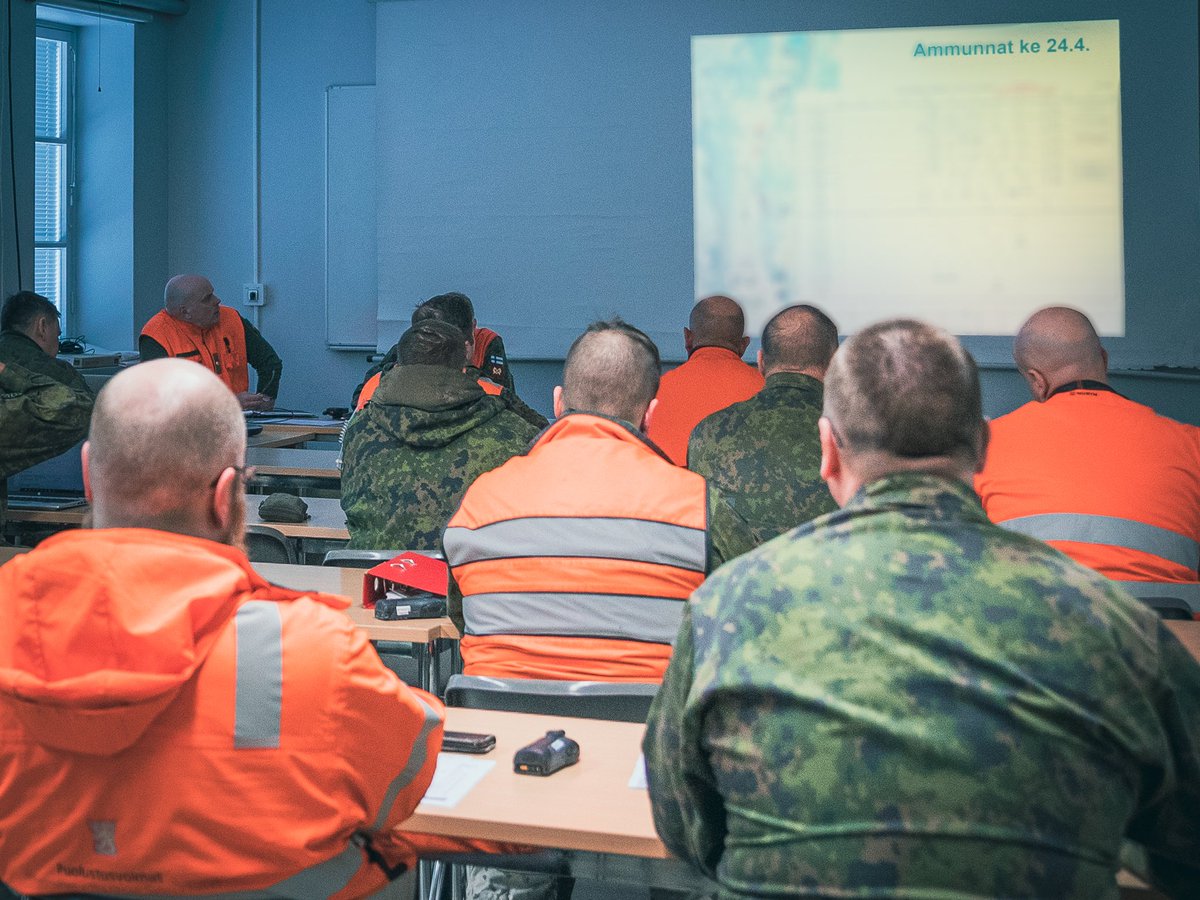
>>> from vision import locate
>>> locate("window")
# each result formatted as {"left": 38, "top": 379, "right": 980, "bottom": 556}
{"left": 34, "top": 26, "right": 73, "bottom": 319}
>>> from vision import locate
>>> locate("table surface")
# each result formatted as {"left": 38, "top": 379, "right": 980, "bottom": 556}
{"left": 3, "top": 494, "right": 350, "bottom": 542}
{"left": 402, "top": 707, "right": 665, "bottom": 858}
{"left": 254, "top": 561, "right": 459, "bottom": 643}
{"left": 249, "top": 424, "right": 340, "bottom": 449}
{"left": 246, "top": 446, "right": 342, "bottom": 479}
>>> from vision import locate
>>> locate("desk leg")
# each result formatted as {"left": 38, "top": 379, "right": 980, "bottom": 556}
{"left": 413, "top": 643, "right": 430, "bottom": 693}
{"left": 429, "top": 641, "right": 442, "bottom": 698}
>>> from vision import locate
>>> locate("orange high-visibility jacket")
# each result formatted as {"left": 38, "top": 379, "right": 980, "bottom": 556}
{"left": 0, "top": 528, "right": 445, "bottom": 899}
{"left": 356, "top": 369, "right": 502, "bottom": 411}
{"left": 647, "top": 346, "right": 764, "bottom": 466}
{"left": 444, "top": 413, "right": 709, "bottom": 681}
{"left": 976, "top": 387, "right": 1200, "bottom": 605}
{"left": 141, "top": 305, "right": 250, "bottom": 395}
{"left": 471, "top": 326, "right": 499, "bottom": 371}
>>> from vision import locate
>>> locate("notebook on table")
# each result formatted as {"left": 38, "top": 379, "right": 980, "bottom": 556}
{"left": 6, "top": 442, "right": 88, "bottom": 510}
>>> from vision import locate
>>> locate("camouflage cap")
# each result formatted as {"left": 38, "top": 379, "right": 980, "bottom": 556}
{"left": 257, "top": 492, "right": 309, "bottom": 523}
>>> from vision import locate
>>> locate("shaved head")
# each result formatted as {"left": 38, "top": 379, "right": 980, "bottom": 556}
{"left": 86, "top": 359, "right": 246, "bottom": 541}
{"left": 761, "top": 305, "right": 839, "bottom": 376}
{"left": 560, "top": 319, "right": 661, "bottom": 425}
{"left": 1013, "top": 307, "right": 1107, "bottom": 399}
{"left": 687, "top": 295, "right": 749, "bottom": 355}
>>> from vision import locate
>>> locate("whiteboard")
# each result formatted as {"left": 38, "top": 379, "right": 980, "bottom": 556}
{"left": 324, "top": 84, "right": 377, "bottom": 350}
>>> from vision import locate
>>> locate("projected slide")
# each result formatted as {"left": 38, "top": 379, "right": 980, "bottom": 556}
{"left": 693, "top": 20, "right": 1123, "bottom": 336}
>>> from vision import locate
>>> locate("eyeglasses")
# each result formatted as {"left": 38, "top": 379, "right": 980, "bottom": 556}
{"left": 210, "top": 464, "right": 257, "bottom": 488}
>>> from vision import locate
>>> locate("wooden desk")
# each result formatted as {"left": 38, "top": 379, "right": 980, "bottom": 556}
{"left": 1166, "top": 619, "right": 1199, "bottom": 662}
{"left": 246, "top": 447, "right": 341, "bottom": 481}
{"left": 3, "top": 495, "right": 350, "bottom": 543}
{"left": 248, "top": 420, "right": 345, "bottom": 448}
{"left": 254, "top": 561, "right": 458, "bottom": 691}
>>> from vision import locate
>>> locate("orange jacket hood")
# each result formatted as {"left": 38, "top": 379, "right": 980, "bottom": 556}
{"left": 0, "top": 528, "right": 347, "bottom": 756}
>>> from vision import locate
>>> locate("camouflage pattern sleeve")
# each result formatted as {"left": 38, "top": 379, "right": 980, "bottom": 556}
{"left": 705, "top": 485, "right": 756, "bottom": 571}
{"left": 643, "top": 602, "right": 726, "bottom": 881}
{"left": 0, "top": 360, "right": 93, "bottom": 479}
{"left": 1129, "top": 626, "right": 1200, "bottom": 895}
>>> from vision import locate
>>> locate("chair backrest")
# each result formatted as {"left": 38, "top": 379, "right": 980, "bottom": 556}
{"left": 1136, "top": 596, "right": 1193, "bottom": 621}
{"left": 322, "top": 548, "right": 445, "bottom": 568}
{"left": 443, "top": 674, "right": 658, "bottom": 723}
{"left": 1112, "top": 580, "right": 1199, "bottom": 620}
{"left": 244, "top": 524, "right": 296, "bottom": 565}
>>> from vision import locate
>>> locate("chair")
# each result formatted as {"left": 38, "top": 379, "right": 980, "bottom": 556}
{"left": 1112, "top": 580, "right": 1198, "bottom": 621}
{"left": 444, "top": 674, "right": 659, "bottom": 723}
{"left": 1134, "top": 597, "right": 1193, "bottom": 621}
{"left": 322, "top": 548, "right": 445, "bottom": 567}
{"left": 244, "top": 525, "right": 296, "bottom": 564}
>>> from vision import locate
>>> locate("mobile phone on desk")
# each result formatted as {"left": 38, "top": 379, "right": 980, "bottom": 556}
{"left": 443, "top": 731, "right": 497, "bottom": 754}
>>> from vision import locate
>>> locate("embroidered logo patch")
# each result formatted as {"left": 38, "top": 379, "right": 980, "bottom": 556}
{"left": 89, "top": 820, "right": 117, "bottom": 856}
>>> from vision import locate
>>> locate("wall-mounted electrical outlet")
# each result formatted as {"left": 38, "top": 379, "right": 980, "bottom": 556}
{"left": 243, "top": 283, "right": 265, "bottom": 307}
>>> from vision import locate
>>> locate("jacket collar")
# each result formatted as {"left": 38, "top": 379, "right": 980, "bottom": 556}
{"left": 536, "top": 411, "right": 673, "bottom": 462}
{"left": 845, "top": 472, "right": 989, "bottom": 526}
{"left": 764, "top": 371, "right": 823, "bottom": 394}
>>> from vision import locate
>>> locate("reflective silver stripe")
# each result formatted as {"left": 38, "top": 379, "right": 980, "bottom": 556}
{"left": 463, "top": 592, "right": 685, "bottom": 644}
{"left": 999, "top": 513, "right": 1200, "bottom": 572}
{"left": 234, "top": 601, "right": 283, "bottom": 749}
{"left": 372, "top": 694, "right": 442, "bottom": 829}
{"left": 1113, "top": 580, "right": 1200, "bottom": 613}
{"left": 444, "top": 516, "right": 707, "bottom": 572}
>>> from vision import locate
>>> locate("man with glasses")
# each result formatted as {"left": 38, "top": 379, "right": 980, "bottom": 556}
{"left": 0, "top": 359, "right": 459, "bottom": 897}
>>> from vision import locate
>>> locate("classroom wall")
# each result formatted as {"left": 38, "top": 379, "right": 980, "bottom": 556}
{"left": 162, "top": 0, "right": 376, "bottom": 413}
{"left": 137, "top": 0, "right": 1200, "bottom": 421}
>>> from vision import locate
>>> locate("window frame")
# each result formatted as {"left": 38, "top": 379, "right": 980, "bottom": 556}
{"left": 34, "top": 23, "right": 76, "bottom": 330}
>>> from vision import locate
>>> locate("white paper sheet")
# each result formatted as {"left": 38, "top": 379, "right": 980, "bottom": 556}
{"left": 419, "top": 753, "right": 496, "bottom": 808}
{"left": 628, "top": 753, "right": 648, "bottom": 790}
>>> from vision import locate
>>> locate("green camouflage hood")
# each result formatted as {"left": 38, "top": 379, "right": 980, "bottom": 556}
{"left": 364, "top": 364, "right": 509, "bottom": 450}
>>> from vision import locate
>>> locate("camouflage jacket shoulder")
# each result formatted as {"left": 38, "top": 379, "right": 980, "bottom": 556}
{"left": 0, "top": 356, "right": 93, "bottom": 479}
{"left": 644, "top": 473, "right": 1200, "bottom": 898}
{"left": 688, "top": 372, "right": 835, "bottom": 545}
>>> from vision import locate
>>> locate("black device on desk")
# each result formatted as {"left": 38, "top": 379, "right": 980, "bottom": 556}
{"left": 374, "top": 592, "right": 447, "bottom": 620}
{"left": 443, "top": 731, "right": 496, "bottom": 754}
{"left": 514, "top": 730, "right": 579, "bottom": 776}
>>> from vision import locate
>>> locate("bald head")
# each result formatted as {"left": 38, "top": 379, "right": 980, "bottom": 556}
{"left": 686, "top": 295, "right": 750, "bottom": 356}
{"left": 86, "top": 359, "right": 246, "bottom": 540}
{"left": 1013, "top": 307, "right": 1108, "bottom": 400}
{"left": 164, "top": 274, "right": 221, "bottom": 330}
{"left": 761, "top": 305, "right": 839, "bottom": 377}
{"left": 559, "top": 319, "right": 661, "bottom": 426}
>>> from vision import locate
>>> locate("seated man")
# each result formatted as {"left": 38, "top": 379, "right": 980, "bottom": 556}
{"left": 646, "top": 294, "right": 764, "bottom": 465}
{"left": 688, "top": 304, "right": 839, "bottom": 545}
{"left": 140, "top": 274, "right": 282, "bottom": 411}
{"left": 976, "top": 306, "right": 1200, "bottom": 607}
{"left": 355, "top": 291, "right": 546, "bottom": 428}
{"left": 341, "top": 319, "right": 539, "bottom": 552}
{"left": 0, "top": 359, "right": 448, "bottom": 897}
{"left": 0, "top": 292, "right": 94, "bottom": 518}
{"left": 644, "top": 318, "right": 1200, "bottom": 898}
{"left": 444, "top": 318, "right": 754, "bottom": 681}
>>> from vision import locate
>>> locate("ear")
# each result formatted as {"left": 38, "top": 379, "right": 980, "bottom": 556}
{"left": 683, "top": 327, "right": 694, "bottom": 354}
{"left": 818, "top": 418, "right": 840, "bottom": 486}
{"left": 1100, "top": 347, "right": 1109, "bottom": 372}
{"left": 756, "top": 349, "right": 765, "bottom": 375}
{"left": 974, "top": 419, "right": 990, "bottom": 474}
{"left": 81, "top": 441, "right": 94, "bottom": 503}
{"left": 1025, "top": 368, "right": 1051, "bottom": 402}
{"left": 553, "top": 385, "right": 565, "bottom": 419}
{"left": 640, "top": 397, "right": 658, "bottom": 434}
{"left": 738, "top": 335, "right": 751, "bottom": 356}
{"left": 210, "top": 466, "right": 239, "bottom": 530}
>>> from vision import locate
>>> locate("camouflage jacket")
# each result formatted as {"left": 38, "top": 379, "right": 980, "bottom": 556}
{"left": 0, "top": 353, "right": 93, "bottom": 481}
{"left": 644, "top": 474, "right": 1200, "bottom": 899}
{"left": 340, "top": 364, "right": 539, "bottom": 552}
{"left": 687, "top": 372, "right": 836, "bottom": 546}
{"left": 0, "top": 330, "right": 93, "bottom": 395}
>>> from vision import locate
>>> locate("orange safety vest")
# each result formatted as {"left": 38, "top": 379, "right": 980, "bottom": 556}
{"left": 356, "top": 369, "right": 501, "bottom": 411}
{"left": 471, "top": 326, "right": 499, "bottom": 371}
{"left": 444, "top": 413, "right": 709, "bottom": 681}
{"left": 141, "top": 305, "right": 250, "bottom": 395}
{"left": 647, "top": 346, "right": 764, "bottom": 465}
{"left": 0, "top": 528, "right": 444, "bottom": 898}
{"left": 976, "top": 388, "right": 1200, "bottom": 608}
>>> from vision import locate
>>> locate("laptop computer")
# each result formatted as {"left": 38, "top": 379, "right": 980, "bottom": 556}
{"left": 6, "top": 441, "right": 88, "bottom": 510}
